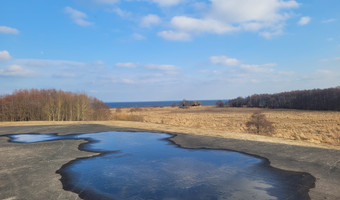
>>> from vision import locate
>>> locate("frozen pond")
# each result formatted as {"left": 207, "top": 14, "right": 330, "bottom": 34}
{"left": 9, "top": 131, "right": 313, "bottom": 200}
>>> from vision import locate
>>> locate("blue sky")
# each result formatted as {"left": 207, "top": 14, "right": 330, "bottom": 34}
{"left": 1, "top": 0, "right": 339, "bottom": 102}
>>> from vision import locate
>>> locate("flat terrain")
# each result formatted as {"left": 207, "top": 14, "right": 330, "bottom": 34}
{"left": 0, "top": 123, "right": 339, "bottom": 199}
{"left": 0, "top": 107, "right": 340, "bottom": 199}
{"left": 112, "top": 106, "right": 340, "bottom": 147}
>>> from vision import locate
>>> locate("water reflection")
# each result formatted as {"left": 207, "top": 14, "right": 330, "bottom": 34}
{"left": 9, "top": 133, "right": 70, "bottom": 143}
{"left": 9, "top": 132, "right": 313, "bottom": 200}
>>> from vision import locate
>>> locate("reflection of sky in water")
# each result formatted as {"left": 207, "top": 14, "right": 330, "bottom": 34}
{"left": 9, "top": 134, "right": 67, "bottom": 143}
{"left": 9, "top": 132, "right": 310, "bottom": 200}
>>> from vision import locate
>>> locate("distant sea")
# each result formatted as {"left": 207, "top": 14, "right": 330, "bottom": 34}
{"left": 106, "top": 100, "right": 222, "bottom": 108}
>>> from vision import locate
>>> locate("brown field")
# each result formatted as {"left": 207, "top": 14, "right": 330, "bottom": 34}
{"left": 1, "top": 106, "right": 339, "bottom": 148}
{"left": 111, "top": 106, "right": 340, "bottom": 146}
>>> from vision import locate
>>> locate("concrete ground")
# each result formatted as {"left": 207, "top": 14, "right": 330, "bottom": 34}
{"left": 0, "top": 124, "right": 339, "bottom": 200}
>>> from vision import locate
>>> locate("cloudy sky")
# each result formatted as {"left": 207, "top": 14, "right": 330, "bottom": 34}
{"left": 1, "top": 0, "right": 339, "bottom": 101}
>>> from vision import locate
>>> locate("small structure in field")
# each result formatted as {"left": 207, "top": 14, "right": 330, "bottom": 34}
{"left": 178, "top": 100, "right": 202, "bottom": 108}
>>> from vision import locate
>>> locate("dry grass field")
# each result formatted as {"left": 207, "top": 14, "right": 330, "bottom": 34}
{"left": 111, "top": 106, "right": 340, "bottom": 146}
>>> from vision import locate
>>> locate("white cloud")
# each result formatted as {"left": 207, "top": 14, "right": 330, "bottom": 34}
{"left": 140, "top": 14, "right": 162, "bottom": 27}
{"left": 158, "top": 31, "right": 191, "bottom": 41}
{"left": 322, "top": 18, "right": 336, "bottom": 23}
{"left": 92, "top": 60, "right": 105, "bottom": 65}
{"left": 260, "top": 29, "right": 283, "bottom": 39}
{"left": 0, "top": 26, "right": 19, "bottom": 34}
{"left": 16, "top": 59, "right": 86, "bottom": 68}
{"left": 5, "top": 58, "right": 111, "bottom": 85}
{"left": 94, "top": 0, "right": 119, "bottom": 5}
{"left": 240, "top": 64, "right": 275, "bottom": 73}
{"left": 170, "top": 16, "right": 239, "bottom": 34}
{"left": 250, "top": 79, "right": 260, "bottom": 83}
{"left": 132, "top": 33, "right": 146, "bottom": 40}
{"left": 152, "top": 0, "right": 181, "bottom": 7}
{"left": 316, "top": 69, "right": 333, "bottom": 76}
{"left": 277, "top": 71, "right": 295, "bottom": 76}
{"left": 122, "top": 78, "right": 135, "bottom": 84}
{"left": 234, "top": 0, "right": 297, "bottom": 20}
{"left": 64, "top": 7, "right": 94, "bottom": 27}
{"left": 146, "top": 64, "right": 179, "bottom": 71}
{"left": 200, "top": 69, "right": 223, "bottom": 76}
{"left": 159, "top": 0, "right": 300, "bottom": 41}
{"left": 240, "top": 22, "right": 265, "bottom": 32}
{"left": 298, "top": 16, "right": 311, "bottom": 26}
{"left": 209, "top": 55, "right": 277, "bottom": 73}
{"left": 320, "top": 57, "right": 340, "bottom": 62}
{"left": 53, "top": 72, "right": 76, "bottom": 78}
{"left": 115, "top": 62, "right": 137, "bottom": 68}
{"left": 112, "top": 8, "right": 131, "bottom": 18}
{"left": 210, "top": 56, "right": 240, "bottom": 66}
{"left": 0, "top": 50, "right": 11, "bottom": 61}
{"left": 0, "top": 65, "right": 36, "bottom": 77}
{"left": 192, "top": 2, "right": 209, "bottom": 11}
{"left": 210, "top": 0, "right": 298, "bottom": 23}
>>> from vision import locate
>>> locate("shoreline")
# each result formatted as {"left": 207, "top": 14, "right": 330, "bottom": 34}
{"left": 0, "top": 123, "right": 340, "bottom": 199}
{"left": 1, "top": 120, "right": 339, "bottom": 150}
{"left": 55, "top": 132, "right": 315, "bottom": 200}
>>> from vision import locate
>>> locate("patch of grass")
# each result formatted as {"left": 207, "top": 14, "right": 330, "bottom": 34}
{"left": 111, "top": 113, "right": 144, "bottom": 122}
{"left": 125, "top": 106, "right": 340, "bottom": 146}
{"left": 129, "top": 107, "right": 143, "bottom": 112}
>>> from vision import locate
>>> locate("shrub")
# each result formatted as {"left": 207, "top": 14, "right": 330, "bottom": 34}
{"left": 246, "top": 111, "right": 275, "bottom": 136}
{"left": 216, "top": 100, "right": 225, "bottom": 107}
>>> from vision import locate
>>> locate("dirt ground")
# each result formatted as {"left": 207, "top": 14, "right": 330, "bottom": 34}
{"left": 0, "top": 123, "right": 339, "bottom": 199}
{"left": 111, "top": 106, "right": 340, "bottom": 147}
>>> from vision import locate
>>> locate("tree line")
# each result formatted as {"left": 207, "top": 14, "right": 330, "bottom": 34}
{"left": 0, "top": 89, "right": 111, "bottom": 121}
{"left": 223, "top": 86, "right": 340, "bottom": 111}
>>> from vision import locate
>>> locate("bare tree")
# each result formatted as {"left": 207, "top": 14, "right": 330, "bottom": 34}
{"left": 227, "top": 86, "right": 340, "bottom": 111}
{"left": 246, "top": 111, "right": 275, "bottom": 136}
{"left": 0, "top": 89, "right": 110, "bottom": 121}
{"left": 216, "top": 100, "right": 224, "bottom": 108}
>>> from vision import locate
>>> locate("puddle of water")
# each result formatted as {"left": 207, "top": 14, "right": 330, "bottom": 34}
{"left": 9, "top": 133, "right": 70, "bottom": 143}
{"left": 8, "top": 132, "right": 313, "bottom": 200}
